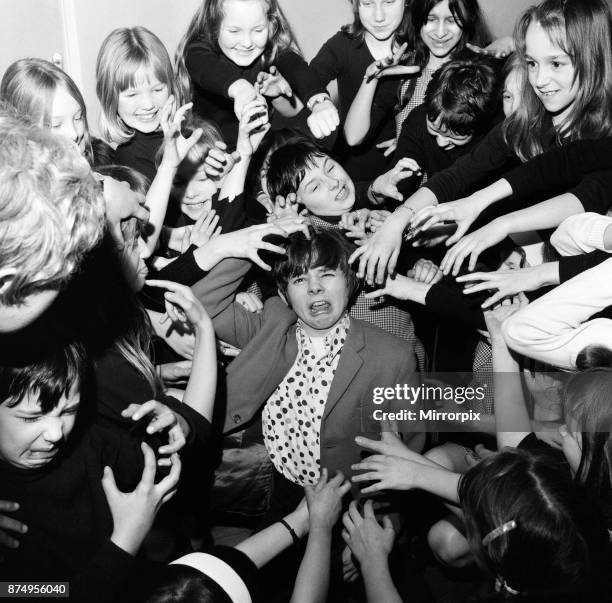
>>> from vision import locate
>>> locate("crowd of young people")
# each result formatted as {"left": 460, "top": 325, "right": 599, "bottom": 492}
{"left": 1, "top": 0, "right": 611, "bottom": 601}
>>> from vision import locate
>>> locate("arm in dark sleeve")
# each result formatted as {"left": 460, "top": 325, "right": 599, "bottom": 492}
{"left": 308, "top": 33, "right": 345, "bottom": 88}
{"left": 394, "top": 106, "right": 429, "bottom": 199}
{"left": 424, "top": 123, "right": 517, "bottom": 203}
{"left": 367, "top": 77, "right": 399, "bottom": 140}
{"left": 161, "top": 393, "right": 211, "bottom": 446}
{"left": 140, "top": 248, "right": 207, "bottom": 313}
{"left": 70, "top": 541, "right": 151, "bottom": 603}
{"left": 185, "top": 43, "right": 245, "bottom": 98}
{"left": 424, "top": 275, "right": 487, "bottom": 330}
{"left": 505, "top": 138, "right": 612, "bottom": 201}
{"left": 275, "top": 50, "right": 327, "bottom": 103}
{"left": 559, "top": 250, "right": 611, "bottom": 283}
{"left": 567, "top": 170, "right": 612, "bottom": 215}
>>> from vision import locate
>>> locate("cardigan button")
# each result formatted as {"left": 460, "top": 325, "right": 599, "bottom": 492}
{"left": 232, "top": 414, "right": 242, "bottom": 424}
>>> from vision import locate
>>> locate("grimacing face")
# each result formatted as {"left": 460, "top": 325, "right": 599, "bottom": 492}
{"left": 282, "top": 266, "right": 350, "bottom": 338}
{"left": 0, "top": 385, "right": 80, "bottom": 470}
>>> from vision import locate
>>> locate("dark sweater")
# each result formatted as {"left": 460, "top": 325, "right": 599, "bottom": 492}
{"left": 503, "top": 137, "right": 612, "bottom": 215}
{"left": 185, "top": 43, "right": 324, "bottom": 146}
{"left": 394, "top": 104, "right": 482, "bottom": 199}
{"left": 308, "top": 30, "right": 400, "bottom": 180}
{"left": 114, "top": 129, "right": 164, "bottom": 184}
{"left": 0, "top": 421, "right": 147, "bottom": 602}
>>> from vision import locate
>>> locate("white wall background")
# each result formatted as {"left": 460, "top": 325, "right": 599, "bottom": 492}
{"left": 0, "top": 0, "right": 569, "bottom": 135}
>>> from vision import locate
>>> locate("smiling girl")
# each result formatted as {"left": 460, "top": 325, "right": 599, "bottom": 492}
{"left": 307, "top": 0, "right": 413, "bottom": 180}
{"left": 175, "top": 0, "right": 332, "bottom": 146}
{"left": 353, "top": 0, "right": 612, "bottom": 284}
{"left": 96, "top": 26, "right": 178, "bottom": 183}
{"left": 343, "top": 0, "right": 489, "bottom": 156}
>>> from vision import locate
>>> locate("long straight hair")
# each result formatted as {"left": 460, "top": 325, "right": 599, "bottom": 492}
{"left": 504, "top": 0, "right": 612, "bottom": 161}
{"left": 342, "top": 0, "right": 412, "bottom": 45}
{"left": 407, "top": 0, "right": 489, "bottom": 69}
{"left": 96, "top": 27, "right": 177, "bottom": 145}
{"left": 175, "top": 0, "right": 300, "bottom": 105}
{"left": 0, "top": 58, "right": 94, "bottom": 165}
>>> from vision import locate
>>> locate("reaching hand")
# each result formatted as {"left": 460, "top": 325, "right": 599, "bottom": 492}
{"left": 364, "top": 273, "right": 418, "bottom": 301}
{"left": 363, "top": 43, "right": 419, "bottom": 83}
{"left": 159, "top": 97, "right": 203, "bottom": 169}
{"left": 457, "top": 265, "right": 548, "bottom": 309}
{"left": 371, "top": 158, "right": 422, "bottom": 203}
{"left": 467, "top": 36, "right": 514, "bottom": 59}
{"left": 410, "top": 258, "right": 442, "bottom": 285}
{"left": 206, "top": 222, "right": 291, "bottom": 271}
{"left": 121, "top": 400, "right": 188, "bottom": 456}
{"left": 376, "top": 138, "right": 397, "bottom": 158}
{"left": 307, "top": 98, "right": 340, "bottom": 139}
{"left": 203, "top": 141, "right": 239, "bottom": 181}
{"left": 410, "top": 197, "right": 480, "bottom": 247}
{"left": 255, "top": 66, "right": 293, "bottom": 98}
{"left": 236, "top": 97, "right": 270, "bottom": 158}
{"left": 236, "top": 292, "right": 264, "bottom": 314}
{"left": 188, "top": 209, "right": 221, "bottom": 248}
{"left": 440, "top": 219, "right": 509, "bottom": 276}
{"left": 304, "top": 468, "right": 352, "bottom": 531}
{"left": 158, "top": 360, "right": 192, "bottom": 383}
{"left": 146, "top": 280, "right": 212, "bottom": 334}
{"left": 341, "top": 500, "right": 395, "bottom": 566}
{"left": 351, "top": 453, "right": 429, "bottom": 494}
{"left": 483, "top": 294, "right": 529, "bottom": 339}
{"left": 232, "top": 81, "right": 259, "bottom": 121}
{"left": 349, "top": 215, "right": 405, "bottom": 285}
{"left": 0, "top": 501, "right": 27, "bottom": 555}
{"left": 103, "top": 442, "right": 181, "bottom": 556}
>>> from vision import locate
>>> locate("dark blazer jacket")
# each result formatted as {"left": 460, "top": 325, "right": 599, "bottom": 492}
{"left": 193, "top": 258, "right": 420, "bottom": 480}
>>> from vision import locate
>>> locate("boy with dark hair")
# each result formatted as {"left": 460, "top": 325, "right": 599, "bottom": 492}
{"left": 193, "top": 227, "right": 420, "bottom": 492}
{"left": 389, "top": 58, "right": 502, "bottom": 201}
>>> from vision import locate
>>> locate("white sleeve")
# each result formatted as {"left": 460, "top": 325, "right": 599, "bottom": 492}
{"left": 550, "top": 213, "right": 612, "bottom": 256}
{"left": 502, "top": 258, "right": 612, "bottom": 370}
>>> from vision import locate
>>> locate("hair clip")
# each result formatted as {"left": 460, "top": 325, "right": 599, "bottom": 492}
{"left": 482, "top": 519, "right": 517, "bottom": 547}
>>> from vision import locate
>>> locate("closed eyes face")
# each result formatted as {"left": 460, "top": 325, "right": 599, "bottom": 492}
{"left": 358, "top": 0, "right": 405, "bottom": 42}
{"left": 50, "top": 87, "right": 86, "bottom": 155}
{"left": 426, "top": 116, "right": 472, "bottom": 150}
{"left": 0, "top": 387, "right": 80, "bottom": 470}
{"left": 117, "top": 67, "right": 170, "bottom": 134}
{"left": 177, "top": 164, "right": 217, "bottom": 221}
{"left": 218, "top": 0, "right": 270, "bottom": 67}
{"left": 524, "top": 22, "right": 578, "bottom": 127}
{"left": 421, "top": 0, "right": 463, "bottom": 60}
{"left": 296, "top": 156, "right": 355, "bottom": 217}
{"left": 502, "top": 69, "right": 522, "bottom": 117}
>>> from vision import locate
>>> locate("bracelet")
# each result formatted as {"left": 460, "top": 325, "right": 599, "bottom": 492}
{"left": 279, "top": 519, "right": 300, "bottom": 544}
{"left": 307, "top": 94, "right": 331, "bottom": 111}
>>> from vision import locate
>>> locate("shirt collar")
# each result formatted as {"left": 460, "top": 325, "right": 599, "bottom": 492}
{"left": 296, "top": 314, "right": 350, "bottom": 365}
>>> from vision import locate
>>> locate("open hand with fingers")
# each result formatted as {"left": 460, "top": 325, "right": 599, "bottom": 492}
{"left": 440, "top": 218, "right": 509, "bottom": 275}
{"left": 467, "top": 36, "right": 514, "bottom": 59}
{"left": 371, "top": 158, "right": 422, "bottom": 204}
{"left": 146, "top": 280, "right": 212, "bottom": 335}
{"left": 363, "top": 43, "right": 419, "bottom": 83}
{"left": 121, "top": 400, "right": 188, "bottom": 456}
{"left": 236, "top": 97, "right": 270, "bottom": 158}
{"left": 410, "top": 197, "right": 481, "bottom": 246}
{"left": 342, "top": 500, "right": 395, "bottom": 566}
{"left": 255, "top": 66, "right": 293, "bottom": 99}
{"left": 159, "top": 97, "right": 203, "bottom": 170}
{"left": 305, "top": 468, "right": 352, "bottom": 531}
{"left": 457, "top": 265, "right": 549, "bottom": 309}
{"left": 204, "top": 141, "right": 240, "bottom": 181}
{"left": 185, "top": 209, "right": 221, "bottom": 249}
{"left": 104, "top": 442, "right": 181, "bottom": 555}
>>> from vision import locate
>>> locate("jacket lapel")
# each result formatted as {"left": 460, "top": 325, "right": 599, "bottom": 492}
{"left": 322, "top": 318, "right": 365, "bottom": 421}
